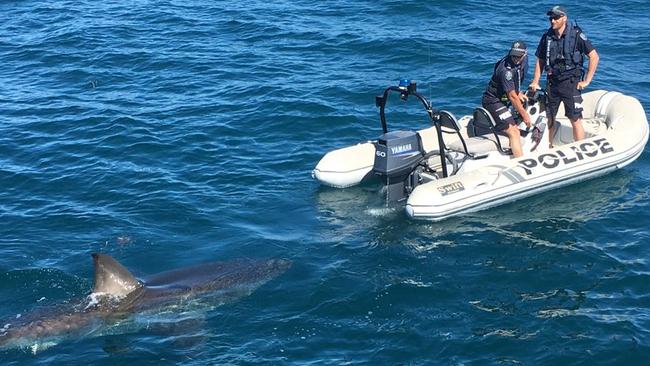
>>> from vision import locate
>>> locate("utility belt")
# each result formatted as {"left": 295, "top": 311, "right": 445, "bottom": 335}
{"left": 548, "top": 66, "right": 582, "bottom": 83}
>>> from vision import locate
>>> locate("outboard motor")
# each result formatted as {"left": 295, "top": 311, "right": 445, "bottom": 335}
{"left": 373, "top": 130, "right": 424, "bottom": 202}
{"left": 372, "top": 78, "right": 448, "bottom": 202}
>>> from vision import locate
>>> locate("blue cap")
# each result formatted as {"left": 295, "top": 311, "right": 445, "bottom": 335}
{"left": 509, "top": 41, "right": 527, "bottom": 57}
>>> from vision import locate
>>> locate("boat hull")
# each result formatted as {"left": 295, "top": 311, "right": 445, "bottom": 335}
{"left": 406, "top": 92, "right": 649, "bottom": 220}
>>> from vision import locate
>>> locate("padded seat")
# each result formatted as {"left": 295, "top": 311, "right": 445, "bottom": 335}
{"left": 447, "top": 134, "right": 510, "bottom": 155}
{"left": 443, "top": 107, "right": 512, "bottom": 156}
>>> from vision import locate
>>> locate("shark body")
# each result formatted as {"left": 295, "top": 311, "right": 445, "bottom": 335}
{"left": 0, "top": 253, "right": 290, "bottom": 352}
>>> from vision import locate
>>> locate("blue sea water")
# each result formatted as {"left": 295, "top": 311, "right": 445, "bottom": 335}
{"left": 1, "top": 0, "right": 650, "bottom": 364}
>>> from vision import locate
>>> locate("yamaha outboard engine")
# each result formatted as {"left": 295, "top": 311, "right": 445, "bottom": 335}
{"left": 373, "top": 130, "right": 424, "bottom": 202}
{"left": 372, "top": 79, "right": 450, "bottom": 202}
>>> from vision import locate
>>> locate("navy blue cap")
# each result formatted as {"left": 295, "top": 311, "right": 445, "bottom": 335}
{"left": 509, "top": 41, "right": 527, "bottom": 57}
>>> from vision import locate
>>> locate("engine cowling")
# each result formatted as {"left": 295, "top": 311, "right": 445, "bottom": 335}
{"left": 373, "top": 130, "right": 424, "bottom": 202}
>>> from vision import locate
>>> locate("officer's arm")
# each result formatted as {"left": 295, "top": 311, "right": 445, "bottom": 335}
{"left": 580, "top": 49, "right": 599, "bottom": 88}
{"left": 507, "top": 90, "right": 531, "bottom": 126}
{"left": 529, "top": 58, "right": 543, "bottom": 90}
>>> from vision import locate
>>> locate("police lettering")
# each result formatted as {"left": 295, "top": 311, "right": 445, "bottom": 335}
{"left": 517, "top": 138, "right": 613, "bottom": 175}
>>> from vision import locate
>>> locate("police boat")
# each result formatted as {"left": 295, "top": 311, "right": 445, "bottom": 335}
{"left": 311, "top": 79, "right": 649, "bottom": 220}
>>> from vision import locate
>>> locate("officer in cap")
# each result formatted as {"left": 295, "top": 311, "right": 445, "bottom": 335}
{"left": 482, "top": 40, "right": 532, "bottom": 158}
{"left": 529, "top": 5, "right": 600, "bottom": 145}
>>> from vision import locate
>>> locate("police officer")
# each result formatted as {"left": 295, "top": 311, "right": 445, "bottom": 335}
{"left": 482, "top": 41, "right": 531, "bottom": 158}
{"left": 529, "top": 5, "right": 599, "bottom": 145}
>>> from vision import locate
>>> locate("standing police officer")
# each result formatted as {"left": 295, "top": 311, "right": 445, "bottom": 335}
{"left": 529, "top": 5, "right": 600, "bottom": 145}
{"left": 482, "top": 41, "right": 531, "bottom": 158}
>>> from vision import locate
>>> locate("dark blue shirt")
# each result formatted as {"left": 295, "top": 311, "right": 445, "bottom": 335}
{"left": 535, "top": 23, "right": 595, "bottom": 78}
{"left": 482, "top": 55, "right": 528, "bottom": 104}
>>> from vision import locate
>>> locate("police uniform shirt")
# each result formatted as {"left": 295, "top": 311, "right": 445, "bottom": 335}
{"left": 535, "top": 25, "right": 595, "bottom": 71}
{"left": 483, "top": 55, "right": 528, "bottom": 104}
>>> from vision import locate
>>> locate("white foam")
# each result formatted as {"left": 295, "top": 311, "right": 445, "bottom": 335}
{"left": 29, "top": 341, "right": 58, "bottom": 355}
{"left": 402, "top": 279, "right": 432, "bottom": 288}
{"left": 85, "top": 292, "right": 125, "bottom": 310}
{"left": 365, "top": 206, "right": 397, "bottom": 217}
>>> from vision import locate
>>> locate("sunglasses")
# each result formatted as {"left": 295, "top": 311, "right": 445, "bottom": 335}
{"left": 548, "top": 14, "right": 564, "bottom": 21}
{"left": 512, "top": 53, "right": 527, "bottom": 61}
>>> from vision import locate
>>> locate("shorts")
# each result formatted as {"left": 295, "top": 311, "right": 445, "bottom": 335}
{"left": 482, "top": 100, "right": 516, "bottom": 131}
{"left": 546, "top": 76, "right": 584, "bottom": 121}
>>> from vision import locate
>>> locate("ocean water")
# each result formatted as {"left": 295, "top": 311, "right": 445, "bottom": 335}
{"left": 1, "top": 0, "right": 650, "bottom": 364}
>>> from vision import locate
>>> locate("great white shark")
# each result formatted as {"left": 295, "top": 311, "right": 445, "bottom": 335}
{"left": 0, "top": 253, "right": 290, "bottom": 353}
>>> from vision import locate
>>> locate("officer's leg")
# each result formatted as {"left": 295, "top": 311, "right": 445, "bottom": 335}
{"left": 571, "top": 118, "right": 585, "bottom": 141}
{"left": 504, "top": 123, "right": 523, "bottom": 158}
{"left": 488, "top": 103, "right": 522, "bottom": 158}
{"left": 562, "top": 77, "right": 585, "bottom": 141}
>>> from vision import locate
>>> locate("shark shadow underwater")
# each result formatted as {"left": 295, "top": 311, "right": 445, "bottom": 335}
{"left": 0, "top": 253, "right": 291, "bottom": 353}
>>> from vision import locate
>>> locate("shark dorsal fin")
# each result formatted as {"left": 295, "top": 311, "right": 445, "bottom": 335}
{"left": 92, "top": 253, "right": 142, "bottom": 297}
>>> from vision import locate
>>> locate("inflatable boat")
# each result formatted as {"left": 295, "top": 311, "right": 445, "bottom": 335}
{"left": 312, "top": 80, "right": 648, "bottom": 221}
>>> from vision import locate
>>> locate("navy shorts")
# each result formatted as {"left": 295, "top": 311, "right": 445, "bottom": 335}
{"left": 482, "top": 100, "right": 516, "bottom": 131}
{"left": 547, "top": 76, "right": 583, "bottom": 121}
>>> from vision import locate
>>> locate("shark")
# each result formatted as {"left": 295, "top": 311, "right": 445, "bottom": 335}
{"left": 0, "top": 253, "right": 290, "bottom": 353}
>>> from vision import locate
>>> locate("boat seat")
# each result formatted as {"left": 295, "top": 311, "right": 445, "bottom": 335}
{"left": 449, "top": 107, "right": 511, "bottom": 155}
{"left": 448, "top": 134, "right": 511, "bottom": 155}
{"left": 436, "top": 110, "right": 471, "bottom": 155}
{"left": 438, "top": 109, "right": 511, "bottom": 156}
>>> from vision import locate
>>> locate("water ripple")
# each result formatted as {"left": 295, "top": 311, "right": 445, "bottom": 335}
{"left": 1, "top": 0, "right": 650, "bottom": 364}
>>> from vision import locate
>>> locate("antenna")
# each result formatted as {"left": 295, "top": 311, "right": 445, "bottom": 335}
{"left": 428, "top": 41, "right": 432, "bottom": 101}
